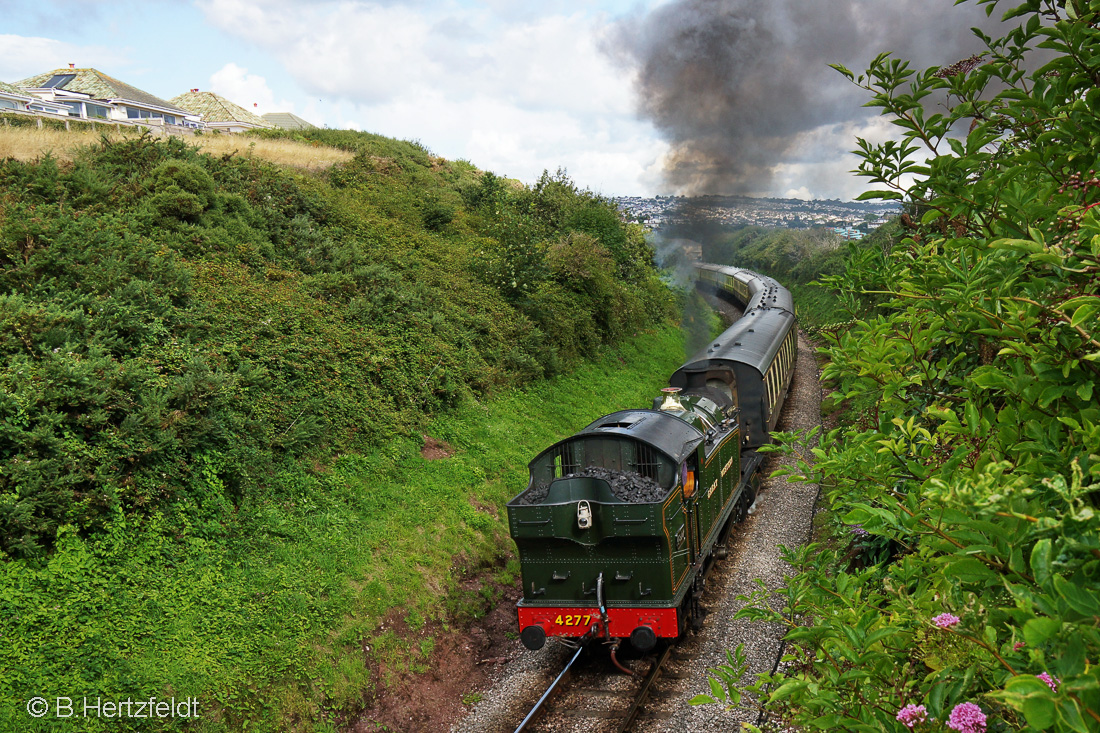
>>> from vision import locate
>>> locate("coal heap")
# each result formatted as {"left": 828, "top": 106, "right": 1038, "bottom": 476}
{"left": 518, "top": 467, "right": 669, "bottom": 505}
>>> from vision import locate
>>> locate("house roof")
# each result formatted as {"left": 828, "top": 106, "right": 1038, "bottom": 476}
{"left": 169, "top": 90, "right": 273, "bottom": 128}
{"left": 261, "top": 112, "right": 317, "bottom": 130}
{"left": 0, "top": 81, "right": 33, "bottom": 100}
{"left": 16, "top": 68, "right": 189, "bottom": 115}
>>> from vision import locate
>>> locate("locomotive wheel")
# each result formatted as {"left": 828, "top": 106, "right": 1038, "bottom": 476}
{"left": 735, "top": 486, "right": 755, "bottom": 523}
{"left": 689, "top": 596, "right": 707, "bottom": 631}
{"left": 733, "top": 497, "right": 747, "bottom": 525}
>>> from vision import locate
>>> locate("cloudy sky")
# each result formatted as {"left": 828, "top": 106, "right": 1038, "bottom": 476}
{"left": 1, "top": 0, "right": 1001, "bottom": 199}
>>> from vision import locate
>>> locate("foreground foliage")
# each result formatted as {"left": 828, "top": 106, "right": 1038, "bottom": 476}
{"left": 700, "top": 1, "right": 1100, "bottom": 730}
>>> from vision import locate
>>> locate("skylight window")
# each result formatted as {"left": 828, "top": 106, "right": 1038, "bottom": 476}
{"left": 43, "top": 74, "right": 75, "bottom": 89}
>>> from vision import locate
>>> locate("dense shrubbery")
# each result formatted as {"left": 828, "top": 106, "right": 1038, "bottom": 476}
{"left": 702, "top": 226, "right": 847, "bottom": 283}
{"left": 0, "top": 132, "right": 673, "bottom": 557}
{"left": 700, "top": 1, "right": 1100, "bottom": 730}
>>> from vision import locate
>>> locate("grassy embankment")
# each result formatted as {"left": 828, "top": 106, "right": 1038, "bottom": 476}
{"left": 0, "top": 120, "right": 682, "bottom": 731}
{"left": 0, "top": 118, "right": 354, "bottom": 171}
{"left": 4, "top": 324, "right": 687, "bottom": 733}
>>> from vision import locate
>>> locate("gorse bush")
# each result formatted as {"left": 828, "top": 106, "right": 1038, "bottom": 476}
{"left": 0, "top": 131, "right": 673, "bottom": 558}
{"left": 697, "top": 0, "right": 1100, "bottom": 730}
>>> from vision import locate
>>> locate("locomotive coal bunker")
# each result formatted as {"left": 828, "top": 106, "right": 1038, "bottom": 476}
{"left": 507, "top": 263, "right": 797, "bottom": 656}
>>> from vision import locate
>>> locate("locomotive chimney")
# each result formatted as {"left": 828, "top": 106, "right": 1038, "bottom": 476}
{"left": 659, "top": 386, "right": 684, "bottom": 411}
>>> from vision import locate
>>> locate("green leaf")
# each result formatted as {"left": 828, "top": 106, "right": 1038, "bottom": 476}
{"left": 769, "top": 679, "right": 809, "bottom": 701}
{"left": 1070, "top": 304, "right": 1099, "bottom": 329}
{"left": 990, "top": 238, "right": 1044, "bottom": 253}
{"left": 1023, "top": 617, "right": 1061, "bottom": 646}
{"left": 708, "top": 676, "right": 726, "bottom": 701}
{"left": 1021, "top": 694, "right": 1056, "bottom": 729}
{"left": 1006, "top": 675, "right": 1056, "bottom": 696}
{"left": 1053, "top": 576, "right": 1100, "bottom": 617}
{"left": 1055, "top": 698, "right": 1090, "bottom": 733}
{"left": 1030, "top": 539, "right": 1052, "bottom": 586}
{"left": 943, "top": 556, "right": 997, "bottom": 584}
{"left": 829, "top": 63, "right": 854, "bottom": 79}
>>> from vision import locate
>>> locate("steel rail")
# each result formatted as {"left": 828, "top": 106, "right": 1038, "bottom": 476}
{"left": 513, "top": 644, "right": 585, "bottom": 733}
{"left": 614, "top": 642, "right": 675, "bottom": 733}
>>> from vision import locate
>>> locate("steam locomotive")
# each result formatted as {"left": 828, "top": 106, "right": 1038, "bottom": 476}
{"left": 506, "top": 263, "right": 797, "bottom": 659}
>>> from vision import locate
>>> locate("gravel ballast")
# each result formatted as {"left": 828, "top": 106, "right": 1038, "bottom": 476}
{"left": 632, "top": 328, "right": 820, "bottom": 732}
{"left": 451, "top": 325, "right": 822, "bottom": 733}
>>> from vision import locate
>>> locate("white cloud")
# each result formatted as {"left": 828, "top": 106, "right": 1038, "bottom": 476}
{"left": 0, "top": 34, "right": 125, "bottom": 82}
{"left": 764, "top": 116, "right": 919, "bottom": 201}
{"left": 192, "top": 0, "right": 661, "bottom": 194}
{"left": 208, "top": 63, "right": 295, "bottom": 116}
{"left": 784, "top": 186, "right": 814, "bottom": 201}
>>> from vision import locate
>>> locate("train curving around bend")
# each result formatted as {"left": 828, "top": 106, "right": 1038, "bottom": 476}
{"left": 506, "top": 263, "right": 798, "bottom": 661}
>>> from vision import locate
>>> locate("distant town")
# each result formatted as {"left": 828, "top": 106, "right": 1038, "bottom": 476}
{"left": 614, "top": 194, "right": 899, "bottom": 240}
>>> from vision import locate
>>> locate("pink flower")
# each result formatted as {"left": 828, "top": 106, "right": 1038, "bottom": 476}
{"left": 896, "top": 703, "right": 928, "bottom": 729}
{"left": 932, "top": 612, "right": 961, "bottom": 629}
{"left": 1038, "top": 672, "right": 1059, "bottom": 692}
{"left": 947, "top": 702, "right": 986, "bottom": 733}
{"left": 1013, "top": 641, "right": 1025, "bottom": 651}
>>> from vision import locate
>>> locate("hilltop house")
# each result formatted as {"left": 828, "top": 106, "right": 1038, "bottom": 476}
{"left": 170, "top": 90, "right": 274, "bottom": 133}
{"left": 261, "top": 112, "right": 317, "bottom": 131}
{"left": 16, "top": 66, "right": 202, "bottom": 128}
{"left": 0, "top": 80, "right": 34, "bottom": 111}
{"left": 0, "top": 80, "right": 70, "bottom": 116}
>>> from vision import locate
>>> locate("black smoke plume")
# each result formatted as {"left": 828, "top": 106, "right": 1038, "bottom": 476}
{"left": 607, "top": 0, "right": 1005, "bottom": 196}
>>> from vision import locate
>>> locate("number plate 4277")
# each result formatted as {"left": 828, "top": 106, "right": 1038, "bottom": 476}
{"left": 554, "top": 614, "right": 594, "bottom": 627}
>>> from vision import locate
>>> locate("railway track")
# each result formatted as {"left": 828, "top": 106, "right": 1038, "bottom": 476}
{"left": 452, "top": 327, "right": 821, "bottom": 733}
{"left": 451, "top": 279, "right": 821, "bottom": 733}
{"left": 513, "top": 641, "right": 676, "bottom": 733}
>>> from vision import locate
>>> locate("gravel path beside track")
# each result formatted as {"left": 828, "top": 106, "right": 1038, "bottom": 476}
{"left": 450, "top": 329, "right": 821, "bottom": 733}
{"left": 632, "top": 329, "right": 820, "bottom": 731}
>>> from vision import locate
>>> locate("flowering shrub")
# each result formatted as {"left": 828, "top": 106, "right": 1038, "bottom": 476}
{"left": 1040, "top": 673, "right": 1061, "bottom": 694}
{"left": 696, "top": 0, "right": 1100, "bottom": 730}
{"left": 897, "top": 703, "right": 929, "bottom": 729}
{"left": 947, "top": 702, "right": 986, "bottom": 733}
{"left": 933, "top": 613, "right": 961, "bottom": 630}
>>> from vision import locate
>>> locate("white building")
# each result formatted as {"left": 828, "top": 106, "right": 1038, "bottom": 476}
{"left": 170, "top": 90, "right": 274, "bottom": 133}
{"left": 15, "top": 66, "right": 203, "bottom": 129}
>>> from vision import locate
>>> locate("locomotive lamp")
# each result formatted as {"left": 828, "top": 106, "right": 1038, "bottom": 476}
{"left": 577, "top": 500, "right": 593, "bottom": 529}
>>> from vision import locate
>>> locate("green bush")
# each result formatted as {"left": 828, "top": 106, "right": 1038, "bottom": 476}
{"left": 699, "top": 2, "right": 1100, "bottom": 730}
{"left": 0, "top": 131, "right": 674, "bottom": 557}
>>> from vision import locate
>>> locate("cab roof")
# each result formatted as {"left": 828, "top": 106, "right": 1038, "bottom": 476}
{"left": 531, "top": 409, "right": 704, "bottom": 468}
